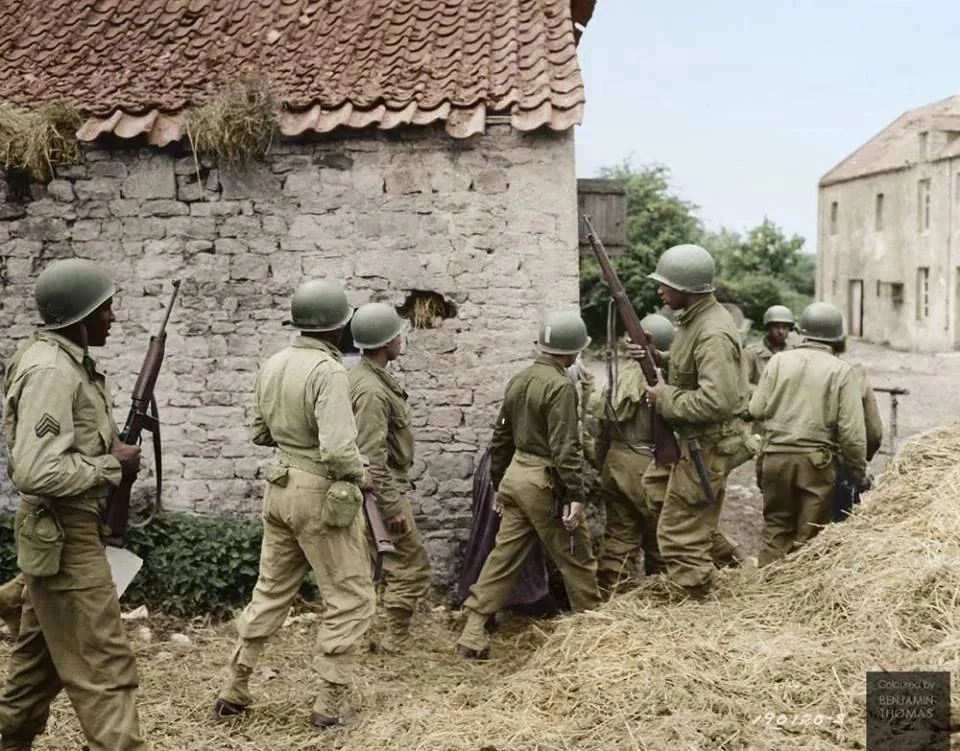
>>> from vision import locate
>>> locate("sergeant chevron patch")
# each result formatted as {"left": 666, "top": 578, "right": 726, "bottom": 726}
{"left": 34, "top": 414, "right": 61, "bottom": 438}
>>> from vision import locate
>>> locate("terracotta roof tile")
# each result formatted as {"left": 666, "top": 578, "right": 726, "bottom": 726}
{"left": 0, "top": 0, "right": 590, "bottom": 140}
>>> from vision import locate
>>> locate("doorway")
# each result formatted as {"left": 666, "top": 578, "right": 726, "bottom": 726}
{"left": 848, "top": 279, "right": 864, "bottom": 337}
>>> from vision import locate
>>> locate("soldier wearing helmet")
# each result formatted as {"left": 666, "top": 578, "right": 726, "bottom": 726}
{"left": 744, "top": 305, "right": 796, "bottom": 386}
{"left": 457, "top": 310, "right": 600, "bottom": 659}
{"left": 0, "top": 258, "right": 146, "bottom": 749}
{"left": 347, "top": 303, "right": 431, "bottom": 653}
{"left": 215, "top": 279, "right": 375, "bottom": 730}
{"left": 748, "top": 302, "right": 867, "bottom": 565}
{"left": 630, "top": 244, "right": 750, "bottom": 598}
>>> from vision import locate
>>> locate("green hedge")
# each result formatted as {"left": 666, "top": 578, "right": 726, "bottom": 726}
{"left": 0, "top": 513, "right": 317, "bottom": 619}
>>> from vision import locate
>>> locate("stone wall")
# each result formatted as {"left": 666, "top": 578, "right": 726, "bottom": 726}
{"left": 0, "top": 124, "right": 580, "bottom": 587}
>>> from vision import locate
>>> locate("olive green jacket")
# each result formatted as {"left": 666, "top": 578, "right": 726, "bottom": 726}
{"left": 744, "top": 336, "right": 793, "bottom": 386}
{"left": 490, "top": 356, "right": 584, "bottom": 505}
{"left": 748, "top": 342, "right": 867, "bottom": 478}
{"left": 656, "top": 295, "right": 747, "bottom": 438}
{"left": 251, "top": 336, "right": 364, "bottom": 484}
{"left": 595, "top": 360, "right": 653, "bottom": 464}
{"left": 349, "top": 358, "right": 414, "bottom": 519}
{"left": 851, "top": 364, "right": 884, "bottom": 461}
{"left": 3, "top": 332, "right": 122, "bottom": 510}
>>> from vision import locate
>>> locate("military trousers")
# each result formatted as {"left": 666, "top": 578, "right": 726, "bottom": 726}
{"left": 458, "top": 453, "right": 599, "bottom": 653}
{"left": 0, "top": 503, "right": 146, "bottom": 751}
{"left": 597, "top": 446, "right": 660, "bottom": 589}
{"left": 649, "top": 436, "right": 739, "bottom": 594}
{"left": 758, "top": 451, "right": 836, "bottom": 567}
{"left": 376, "top": 492, "right": 431, "bottom": 615}
{"left": 220, "top": 468, "right": 375, "bottom": 716}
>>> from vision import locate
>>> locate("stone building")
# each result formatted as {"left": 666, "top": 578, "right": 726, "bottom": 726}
{"left": 818, "top": 94, "right": 960, "bottom": 351}
{"left": 0, "top": 0, "right": 598, "bottom": 585}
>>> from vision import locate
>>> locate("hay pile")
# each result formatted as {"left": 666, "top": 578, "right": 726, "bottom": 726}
{"left": 184, "top": 84, "right": 276, "bottom": 164}
{"left": 14, "top": 425, "right": 960, "bottom": 749}
{"left": 0, "top": 101, "right": 82, "bottom": 182}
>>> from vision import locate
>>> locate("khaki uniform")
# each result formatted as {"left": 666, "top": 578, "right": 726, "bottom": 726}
{"left": 645, "top": 295, "right": 749, "bottom": 594}
{"left": 594, "top": 361, "right": 661, "bottom": 588}
{"left": 749, "top": 342, "right": 867, "bottom": 566}
{"left": 349, "top": 359, "right": 430, "bottom": 648}
{"left": 219, "top": 336, "right": 375, "bottom": 720}
{"left": 0, "top": 575, "right": 24, "bottom": 636}
{"left": 852, "top": 364, "right": 883, "bottom": 460}
{"left": 458, "top": 357, "right": 599, "bottom": 654}
{"left": 743, "top": 337, "right": 793, "bottom": 387}
{"left": 0, "top": 332, "right": 146, "bottom": 751}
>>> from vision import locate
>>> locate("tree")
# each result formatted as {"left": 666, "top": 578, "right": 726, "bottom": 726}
{"left": 579, "top": 162, "right": 702, "bottom": 338}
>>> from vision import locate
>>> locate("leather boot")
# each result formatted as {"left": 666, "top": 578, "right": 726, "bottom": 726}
{"left": 213, "top": 664, "right": 253, "bottom": 720}
{"left": 310, "top": 679, "right": 345, "bottom": 730}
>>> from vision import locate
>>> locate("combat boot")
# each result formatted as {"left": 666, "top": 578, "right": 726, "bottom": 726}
{"left": 378, "top": 608, "right": 413, "bottom": 654}
{"left": 310, "top": 679, "right": 346, "bottom": 730}
{"left": 213, "top": 664, "right": 253, "bottom": 721}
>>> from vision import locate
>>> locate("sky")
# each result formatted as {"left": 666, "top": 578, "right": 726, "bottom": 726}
{"left": 574, "top": 0, "right": 959, "bottom": 251}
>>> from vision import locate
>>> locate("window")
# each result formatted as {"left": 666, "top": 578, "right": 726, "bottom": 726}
{"left": 919, "top": 131, "right": 929, "bottom": 161}
{"left": 875, "top": 193, "right": 884, "bottom": 231}
{"left": 916, "top": 267, "right": 930, "bottom": 320}
{"left": 891, "top": 283, "right": 904, "bottom": 306}
{"left": 956, "top": 173, "right": 960, "bottom": 203}
{"left": 918, "top": 179, "right": 932, "bottom": 232}
{"left": 876, "top": 280, "right": 882, "bottom": 297}
{"left": 829, "top": 201, "right": 838, "bottom": 235}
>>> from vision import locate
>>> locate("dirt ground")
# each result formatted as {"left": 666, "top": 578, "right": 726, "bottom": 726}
{"left": 585, "top": 338, "right": 960, "bottom": 559}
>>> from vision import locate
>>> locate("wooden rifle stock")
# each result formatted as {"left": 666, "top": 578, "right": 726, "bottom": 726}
{"left": 104, "top": 280, "right": 181, "bottom": 544}
{"left": 364, "top": 491, "right": 396, "bottom": 583}
{"left": 581, "top": 215, "right": 680, "bottom": 466}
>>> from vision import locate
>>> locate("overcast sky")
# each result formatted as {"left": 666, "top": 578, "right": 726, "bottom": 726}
{"left": 574, "top": 0, "right": 959, "bottom": 250}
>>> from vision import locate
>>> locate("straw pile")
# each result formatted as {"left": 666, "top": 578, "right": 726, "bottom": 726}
{"left": 11, "top": 424, "right": 960, "bottom": 749}
{"left": 184, "top": 84, "right": 277, "bottom": 164}
{"left": 0, "top": 101, "right": 82, "bottom": 182}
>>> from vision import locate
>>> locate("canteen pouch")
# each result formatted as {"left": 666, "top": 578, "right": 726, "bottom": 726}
{"left": 17, "top": 503, "right": 65, "bottom": 578}
{"left": 322, "top": 481, "right": 363, "bottom": 528}
{"left": 265, "top": 464, "right": 290, "bottom": 488}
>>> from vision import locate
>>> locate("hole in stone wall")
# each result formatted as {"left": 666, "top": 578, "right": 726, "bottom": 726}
{"left": 4, "top": 169, "right": 32, "bottom": 204}
{"left": 398, "top": 290, "right": 458, "bottom": 329}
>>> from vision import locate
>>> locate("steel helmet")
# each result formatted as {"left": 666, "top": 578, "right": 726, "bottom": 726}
{"left": 798, "top": 302, "right": 845, "bottom": 343}
{"left": 538, "top": 310, "right": 591, "bottom": 355}
{"left": 639, "top": 313, "right": 676, "bottom": 351}
{"left": 762, "top": 305, "right": 796, "bottom": 327}
{"left": 351, "top": 302, "right": 405, "bottom": 349}
{"left": 285, "top": 279, "right": 352, "bottom": 332}
{"left": 647, "top": 244, "right": 716, "bottom": 293}
{"left": 35, "top": 258, "right": 115, "bottom": 330}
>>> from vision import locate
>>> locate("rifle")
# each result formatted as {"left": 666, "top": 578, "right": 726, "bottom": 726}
{"left": 364, "top": 491, "right": 396, "bottom": 583}
{"left": 582, "top": 215, "right": 680, "bottom": 467}
{"left": 103, "top": 280, "right": 181, "bottom": 545}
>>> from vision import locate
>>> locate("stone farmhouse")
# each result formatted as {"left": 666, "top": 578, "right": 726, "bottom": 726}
{"left": 818, "top": 94, "right": 960, "bottom": 351}
{"left": 0, "top": 0, "right": 599, "bottom": 584}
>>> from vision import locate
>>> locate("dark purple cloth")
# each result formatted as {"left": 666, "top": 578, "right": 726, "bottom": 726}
{"left": 454, "top": 445, "right": 557, "bottom": 613}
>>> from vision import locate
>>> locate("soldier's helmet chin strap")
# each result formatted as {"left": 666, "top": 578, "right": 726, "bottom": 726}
{"left": 78, "top": 323, "right": 97, "bottom": 381}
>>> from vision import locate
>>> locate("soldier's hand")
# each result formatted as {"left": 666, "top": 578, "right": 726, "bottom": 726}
{"left": 493, "top": 494, "right": 504, "bottom": 517}
{"left": 385, "top": 512, "right": 408, "bottom": 535}
{"left": 110, "top": 440, "right": 141, "bottom": 478}
{"left": 643, "top": 367, "right": 667, "bottom": 403}
{"left": 562, "top": 501, "right": 584, "bottom": 531}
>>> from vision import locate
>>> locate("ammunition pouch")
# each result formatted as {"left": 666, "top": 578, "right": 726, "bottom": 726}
{"left": 17, "top": 501, "right": 65, "bottom": 578}
{"left": 322, "top": 481, "right": 363, "bottom": 528}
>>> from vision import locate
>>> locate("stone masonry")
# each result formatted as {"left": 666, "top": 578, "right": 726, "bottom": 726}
{"left": 0, "top": 124, "right": 580, "bottom": 588}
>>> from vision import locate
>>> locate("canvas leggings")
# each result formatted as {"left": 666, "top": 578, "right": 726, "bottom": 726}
{"left": 758, "top": 451, "right": 836, "bottom": 567}
{"left": 219, "top": 468, "right": 375, "bottom": 717}
{"left": 376, "top": 479, "right": 431, "bottom": 616}
{"left": 458, "top": 452, "right": 600, "bottom": 653}
{"left": 0, "top": 503, "right": 146, "bottom": 751}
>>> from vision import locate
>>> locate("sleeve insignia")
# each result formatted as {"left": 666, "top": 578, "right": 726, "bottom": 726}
{"left": 34, "top": 414, "right": 61, "bottom": 438}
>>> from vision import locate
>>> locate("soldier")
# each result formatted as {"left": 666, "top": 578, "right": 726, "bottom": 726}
{"left": 749, "top": 302, "right": 867, "bottom": 565}
{"left": 348, "top": 303, "right": 431, "bottom": 653}
{"left": 744, "top": 305, "right": 796, "bottom": 386}
{"left": 456, "top": 310, "right": 600, "bottom": 659}
{"left": 595, "top": 313, "right": 676, "bottom": 591}
{"left": 0, "top": 258, "right": 146, "bottom": 750}
{"left": 637, "top": 244, "right": 749, "bottom": 599}
{"left": 214, "top": 279, "right": 375, "bottom": 730}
